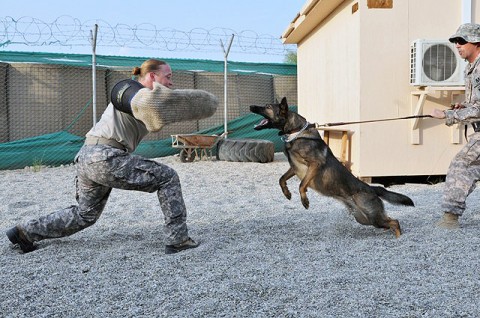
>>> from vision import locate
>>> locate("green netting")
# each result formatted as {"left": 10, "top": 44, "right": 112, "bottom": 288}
{"left": 0, "top": 51, "right": 297, "bottom": 75}
{"left": 0, "top": 107, "right": 296, "bottom": 170}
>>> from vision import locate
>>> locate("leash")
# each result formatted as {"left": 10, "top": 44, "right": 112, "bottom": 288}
{"left": 315, "top": 114, "right": 433, "bottom": 128}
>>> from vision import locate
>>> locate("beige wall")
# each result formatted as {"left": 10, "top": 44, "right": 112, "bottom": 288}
{"left": 297, "top": 0, "right": 362, "bottom": 171}
{"left": 291, "top": 0, "right": 479, "bottom": 177}
{"left": 7, "top": 64, "right": 108, "bottom": 140}
{"left": 0, "top": 63, "right": 8, "bottom": 142}
{"left": 274, "top": 75, "right": 298, "bottom": 106}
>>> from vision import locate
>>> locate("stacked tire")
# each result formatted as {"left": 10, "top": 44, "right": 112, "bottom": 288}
{"left": 216, "top": 138, "right": 275, "bottom": 163}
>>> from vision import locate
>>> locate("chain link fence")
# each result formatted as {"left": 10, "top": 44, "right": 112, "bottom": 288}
{"left": 0, "top": 51, "right": 297, "bottom": 170}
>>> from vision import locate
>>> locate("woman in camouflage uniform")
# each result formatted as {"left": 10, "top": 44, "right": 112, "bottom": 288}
{"left": 6, "top": 59, "right": 199, "bottom": 254}
{"left": 431, "top": 23, "right": 480, "bottom": 228}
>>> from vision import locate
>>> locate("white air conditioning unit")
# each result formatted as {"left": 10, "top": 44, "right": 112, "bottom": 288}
{"left": 410, "top": 39, "right": 467, "bottom": 86}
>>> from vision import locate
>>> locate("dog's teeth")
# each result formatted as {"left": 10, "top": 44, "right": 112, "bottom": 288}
{"left": 254, "top": 119, "right": 269, "bottom": 128}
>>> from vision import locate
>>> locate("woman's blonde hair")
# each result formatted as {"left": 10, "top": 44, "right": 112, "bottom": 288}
{"left": 131, "top": 59, "right": 167, "bottom": 79}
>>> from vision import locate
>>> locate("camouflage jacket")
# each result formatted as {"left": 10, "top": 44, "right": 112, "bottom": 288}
{"left": 445, "top": 54, "right": 480, "bottom": 126}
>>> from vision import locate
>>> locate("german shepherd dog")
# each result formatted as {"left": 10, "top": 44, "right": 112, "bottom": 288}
{"left": 250, "top": 97, "right": 414, "bottom": 237}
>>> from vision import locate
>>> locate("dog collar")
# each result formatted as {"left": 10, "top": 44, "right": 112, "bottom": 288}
{"left": 281, "top": 122, "right": 311, "bottom": 143}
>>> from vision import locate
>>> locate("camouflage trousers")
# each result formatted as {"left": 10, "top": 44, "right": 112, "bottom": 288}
{"left": 442, "top": 132, "right": 480, "bottom": 215}
{"left": 19, "top": 145, "right": 189, "bottom": 245}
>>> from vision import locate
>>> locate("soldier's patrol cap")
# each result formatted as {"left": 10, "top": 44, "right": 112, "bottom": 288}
{"left": 449, "top": 23, "right": 480, "bottom": 43}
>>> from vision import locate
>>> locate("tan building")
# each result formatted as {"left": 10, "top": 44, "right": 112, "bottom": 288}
{"left": 282, "top": 0, "right": 480, "bottom": 179}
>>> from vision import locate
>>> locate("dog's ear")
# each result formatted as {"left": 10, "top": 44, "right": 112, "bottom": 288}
{"left": 280, "top": 97, "right": 288, "bottom": 116}
{"left": 275, "top": 98, "right": 279, "bottom": 104}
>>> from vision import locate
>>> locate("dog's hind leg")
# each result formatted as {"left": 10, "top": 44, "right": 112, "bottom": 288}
{"left": 371, "top": 212, "right": 402, "bottom": 238}
{"left": 342, "top": 199, "right": 373, "bottom": 225}
{"left": 279, "top": 167, "right": 296, "bottom": 200}
{"left": 350, "top": 193, "right": 402, "bottom": 238}
{"left": 383, "top": 218, "right": 402, "bottom": 238}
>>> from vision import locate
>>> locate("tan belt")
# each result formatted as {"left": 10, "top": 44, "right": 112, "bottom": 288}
{"left": 84, "top": 136, "right": 126, "bottom": 150}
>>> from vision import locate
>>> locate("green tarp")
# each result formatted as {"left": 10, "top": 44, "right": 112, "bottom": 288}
{"left": 0, "top": 51, "right": 297, "bottom": 75}
{"left": 0, "top": 131, "right": 84, "bottom": 170}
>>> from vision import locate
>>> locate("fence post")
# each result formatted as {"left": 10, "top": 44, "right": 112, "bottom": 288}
{"left": 90, "top": 24, "right": 98, "bottom": 125}
{"left": 220, "top": 34, "right": 234, "bottom": 138}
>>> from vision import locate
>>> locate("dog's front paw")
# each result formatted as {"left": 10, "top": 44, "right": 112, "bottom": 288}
{"left": 282, "top": 190, "right": 291, "bottom": 200}
{"left": 301, "top": 197, "right": 309, "bottom": 209}
{"left": 280, "top": 186, "right": 292, "bottom": 200}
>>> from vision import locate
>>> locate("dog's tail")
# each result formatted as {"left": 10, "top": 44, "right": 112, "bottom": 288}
{"left": 371, "top": 186, "right": 415, "bottom": 206}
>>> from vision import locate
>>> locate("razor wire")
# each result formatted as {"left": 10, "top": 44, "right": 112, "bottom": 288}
{"left": 0, "top": 16, "right": 296, "bottom": 57}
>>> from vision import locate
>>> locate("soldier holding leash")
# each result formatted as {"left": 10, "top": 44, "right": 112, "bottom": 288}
{"left": 431, "top": 24, "right": 480, "bottom": 228}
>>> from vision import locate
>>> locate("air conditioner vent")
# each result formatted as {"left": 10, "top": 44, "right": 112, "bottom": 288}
{"left": 410, "top": 39, "right": 466, "bottom": 86}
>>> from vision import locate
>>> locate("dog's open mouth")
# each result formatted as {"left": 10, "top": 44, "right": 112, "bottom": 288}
{"left": 254, "top": 118, "right": 270, "bottom": 130}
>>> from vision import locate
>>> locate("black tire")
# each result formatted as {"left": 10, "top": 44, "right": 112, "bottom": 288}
{"left": 216, "top": 138, "right": 274, "bottom": 163}
{"left": 179, "top": 148, "right": 196, "bottom": 163}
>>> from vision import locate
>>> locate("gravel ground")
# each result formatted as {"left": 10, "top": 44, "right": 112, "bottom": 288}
{"left": 1, "top": 153, "right": 480, "bottom": 317}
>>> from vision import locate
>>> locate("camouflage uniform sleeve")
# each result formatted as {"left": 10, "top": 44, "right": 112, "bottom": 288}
{"left": 444, "top": 57, "right": 480, "bottom": 126}
{"left": 444, "top": 106, "right": 480, "bottom": 126}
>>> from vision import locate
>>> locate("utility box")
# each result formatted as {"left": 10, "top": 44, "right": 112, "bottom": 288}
{"left": 410, "top": 39, "right": 467, "bottom": 87}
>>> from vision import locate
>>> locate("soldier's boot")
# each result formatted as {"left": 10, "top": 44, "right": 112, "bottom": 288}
{"left": 6, "top": 226, "right": 36, "bottom": 253}
{"left": 165, "top": 237, "right": 199, "bottom": 254}
{"left": 436, "top": 212, "right": 460, "bottom": 229}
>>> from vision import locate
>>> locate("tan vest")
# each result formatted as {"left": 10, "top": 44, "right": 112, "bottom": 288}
{"left": 86, "top": 103, "right": 149, "bottom": 153}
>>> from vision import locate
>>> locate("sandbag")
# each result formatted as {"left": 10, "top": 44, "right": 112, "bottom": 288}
{"left": 131, "top": 82, "right": 218, "bottom": 132}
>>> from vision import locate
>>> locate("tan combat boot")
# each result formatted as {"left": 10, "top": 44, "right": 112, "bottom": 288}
{"left": 437, "top": 212, "right": 460, "bottom": 229}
